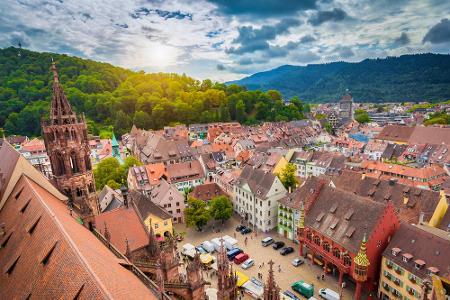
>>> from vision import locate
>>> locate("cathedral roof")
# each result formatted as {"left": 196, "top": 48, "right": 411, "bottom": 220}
{"left": 0, "top": 175, "right": 158, "bottom": 299}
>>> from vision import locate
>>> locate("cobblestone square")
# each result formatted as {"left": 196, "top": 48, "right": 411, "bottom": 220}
{"left": 175, "top": 214, "right": 355, "bottom": 299}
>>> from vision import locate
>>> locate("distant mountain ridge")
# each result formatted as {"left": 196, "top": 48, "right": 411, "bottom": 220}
{"left": 228, "top": 54, "right": 450, "bottom": 102}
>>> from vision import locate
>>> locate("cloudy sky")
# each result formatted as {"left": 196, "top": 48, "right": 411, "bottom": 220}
{"left": 1, "top": 0, "right": 449, "bottom": 81}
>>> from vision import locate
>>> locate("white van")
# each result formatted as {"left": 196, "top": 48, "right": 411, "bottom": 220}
{"left": 201, "top": 241, "right": 215, "bottom": 253}
{"left": 261, "top": 237, "right": 274, "bottom": 247}
{"left": 318, "top": 288, "right": 340, "bottom": 300}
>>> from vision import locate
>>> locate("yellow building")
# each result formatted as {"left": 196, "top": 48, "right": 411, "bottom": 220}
{"left": 428, "top": 191, "right": 449, "bottom": 228}
{"left": 378, "top": 223, "right": 450, "bottom": 300}
{"left": 131, "top": 190, "right": 173, "bottom": 238}
{"left": 273, "top": 156, "right": 288, "bottom": 175}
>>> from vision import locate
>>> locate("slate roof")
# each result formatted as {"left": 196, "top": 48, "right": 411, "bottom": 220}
{"left": 235, "top": 165, "right": 279, "bottom": 199}
{"left": 305, "top": 185, "right": 387, "bottom": 253}
{"left": 131, "top": 190, "right": 172, "bottom": 221}
{"left": 278, "top": 177, "right": 327, "bottom": 210}
{"left": 98, "top": 185, "right": 123, "bottom": 213}
{"left": 381, "top": 143, "right": 407, "bottom": 160}
{"left": 383, "top": 223, "right": 450, "bottom": 279}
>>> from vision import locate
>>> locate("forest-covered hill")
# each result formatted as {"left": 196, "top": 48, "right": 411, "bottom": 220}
{"left": 229, "top": 53, "right": 450, "bottom": 102}
{"left": 0, "top": 47, "right": 306, "bottom": 137}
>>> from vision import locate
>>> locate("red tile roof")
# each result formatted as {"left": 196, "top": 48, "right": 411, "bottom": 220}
{"left": 0, "top": 175, "right": 157, "bottom": 299}
{"left": 95, "top": 206, "right": 149, "bottom": 253}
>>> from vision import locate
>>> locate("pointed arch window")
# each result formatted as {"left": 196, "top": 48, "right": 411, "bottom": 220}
{"left": 70, "top": 152, "right": 79, "bottom": 174}
{"left": 64, "top": 128, "right": 71, "bottom": 140}
{"left": 53, "top": 152, "right": 65, "bottom": 176}
{"left": 85, "top": 155, "right": 92, "bottom": 171}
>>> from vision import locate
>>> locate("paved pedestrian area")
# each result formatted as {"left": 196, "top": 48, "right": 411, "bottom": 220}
{"left": 175, "top": 214, "right": 355, "bottom": 299}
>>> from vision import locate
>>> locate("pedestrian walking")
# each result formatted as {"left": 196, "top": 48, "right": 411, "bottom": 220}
{"left": 321, "top": 274, "right": 325, "bottom": 280}
{"left": 262, "top": 262, "right": 265, "bottom": 267}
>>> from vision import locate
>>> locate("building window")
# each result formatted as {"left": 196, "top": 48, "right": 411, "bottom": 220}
{"left": 176, "top": 202, "right": 180, "bottom": 206}
{"left": 306, "top": 232, "right": 313, "bottom": 241}
{"left": 313, "top": 235, "right": 321, "bottom": 246}
{"left": 268, "top": 201, "right": 271, "bottom": 207}
{"left": 343, "top": 254, "right": 352, "bottom": 267}
{"left": 333, "top": 248, "right": 341, "bottom": 259}
{"left": 176, "top": 209, "right": 181, "bottom": 213}
{"left": 323, "top": 241, "right": 330, "bottom": 252}
{"left": 164, "top": 221, "right": 168, "bottom": 226}
{"left": 154, "top": 223, "right": 159, "bottom": 229}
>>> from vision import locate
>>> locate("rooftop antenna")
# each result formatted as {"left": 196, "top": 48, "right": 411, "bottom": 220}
{"left": 17, "top": 41, "right": 22, "bottom": 57}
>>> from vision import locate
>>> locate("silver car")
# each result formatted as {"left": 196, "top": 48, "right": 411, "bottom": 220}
{"left": 291, "top": 258, "right": 304, "bottom": 267}
{"left": 241, "top": 258, "right": 255, "bottom": 269}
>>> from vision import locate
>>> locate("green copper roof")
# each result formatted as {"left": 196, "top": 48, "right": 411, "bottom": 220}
{"left": 111, "top": 133, "right": 119, "bottom": 147}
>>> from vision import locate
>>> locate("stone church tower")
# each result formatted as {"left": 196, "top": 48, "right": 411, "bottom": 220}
{"left": 42, "top": 62, "right": 99, "bottom": 222}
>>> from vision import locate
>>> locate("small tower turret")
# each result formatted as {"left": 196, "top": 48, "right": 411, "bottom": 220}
{"left": 297, "top": 201, "right": 306, "bottom": 257}
{"left": 353, "top": 233, "right": 370, "bottom": 300}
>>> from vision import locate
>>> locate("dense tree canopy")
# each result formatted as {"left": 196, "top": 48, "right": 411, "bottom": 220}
{"left": 354, "top": 109, "right": 371, "bottom": 124}
{"left": 208, "top": 196, "right": 233, "bottom": 224}
{"left": 184, "top": 197, "right": 211, "bottom": 231}
{"left": 278, "top": 163, "right": 298, "bottom": 191}
{"left": 0, "top": 47, "right": 307, "bottom": 137}
{"left": 93, "top": 156, "right": 142, "bottom": 190}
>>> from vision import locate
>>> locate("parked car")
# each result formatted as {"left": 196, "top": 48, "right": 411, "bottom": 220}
{"left": 292, "top": 280, "right": 314, "bottom": 298}
{"left": 283, "top": 290, "right": 300, "bottom": 300}
{"left": 236, "top": 224, "right": 245, "bottom": 232}
{"left": 280, "top": 247, "right": 294, "bottom": 256}
{"left": 234, "top": 253, "right": 249, "bottom": 265}
{"left": 226, "top": 248, "right": 242, "bottom": 260}
{"left": 292, "top": 258, "right": 304, "bottom": 267}
{"left": 272, "top": 241, "right": 285, "bottom": 250}
{"left": 241, "top": 227, "right": 252, "bottom": 234}
{"left": 241, "top": 258, "right": 255, "bottom": 269}
{"left": 196, "top": 246, "right": 207, "bottom": 254}
{"left": 318, "top": 288, "right": 340, "bottom": 300}
{"left": 261, "top": 237, "right": 274, "bottom": 247}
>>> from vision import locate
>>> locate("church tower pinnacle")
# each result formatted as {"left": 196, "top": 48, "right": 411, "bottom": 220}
{"left": 42, "top": 62, "right": 99, "bottom": 226}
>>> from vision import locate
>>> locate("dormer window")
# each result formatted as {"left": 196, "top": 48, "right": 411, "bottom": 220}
{"left": 414, "top": 259, "right": 425, "bottom": 270}
{"left": 402, "top": 253, "right": 413, "bottom": 262}
{"left": 427, "top": 267, "right": 439, "bottom": 275}
{"left": 391, "top": 247, "right": 401, "bottom": 256}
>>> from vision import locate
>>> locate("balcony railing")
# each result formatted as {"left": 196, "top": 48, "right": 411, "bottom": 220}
{"left": 304, "top": 239, "right": 350, "bottom": 272}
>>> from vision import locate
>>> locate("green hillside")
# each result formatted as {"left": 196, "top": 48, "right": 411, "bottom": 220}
{"left": 0, "top": 47, "right": 305, "bottom": 137}
{"left": 229, "top": 54, "right": 450, "bottom": 102}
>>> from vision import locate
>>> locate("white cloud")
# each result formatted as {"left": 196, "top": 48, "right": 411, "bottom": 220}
{"left": 0, "top": 0, "right": 448, "bottom": 81}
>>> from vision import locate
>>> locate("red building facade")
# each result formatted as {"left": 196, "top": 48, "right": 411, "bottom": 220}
{"left": 297, "top": 184, "right": 399, "bottom": 299}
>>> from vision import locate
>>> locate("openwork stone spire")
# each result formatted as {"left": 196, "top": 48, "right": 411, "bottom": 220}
{"left": 50, "top": 62, "right": 77, "bottom": 125}
{"left": 264, "top": 260, "right": 280, "bottom": 300}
